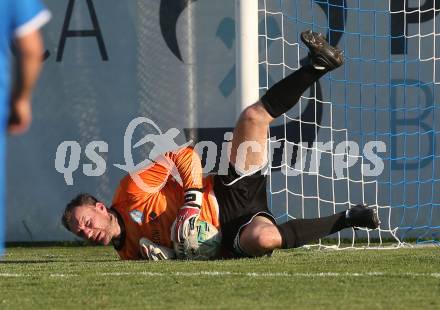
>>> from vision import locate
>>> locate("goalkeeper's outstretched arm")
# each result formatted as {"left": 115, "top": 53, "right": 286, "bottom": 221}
{"left": 159, "top": 147, "right": 205, "bottom": 259}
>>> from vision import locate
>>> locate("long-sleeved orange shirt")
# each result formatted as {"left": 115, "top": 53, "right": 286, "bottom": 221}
{"left": 111, "top": 147, "right": 220, "bottom": 260}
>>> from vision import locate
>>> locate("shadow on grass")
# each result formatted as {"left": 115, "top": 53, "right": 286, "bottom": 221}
{"left": 1, "top": 258, "right": 119, "bottom": 264}
{"left": 0, "top": 259, "right": 57, "bottom": 264}
{"left": 5, "top": 241, "right": 88, "bottom": 247}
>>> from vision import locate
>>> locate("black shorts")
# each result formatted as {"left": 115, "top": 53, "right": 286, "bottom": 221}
{"left": 213, "top": 164, "right": 276, "bottom": 257}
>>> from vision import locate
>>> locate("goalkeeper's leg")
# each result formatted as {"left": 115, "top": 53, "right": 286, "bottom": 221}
{"left": 230, "top": 30, "right": 343, "bottom": 174}
{"left": 240, "top": 205, "right": 379, "bottom": 257}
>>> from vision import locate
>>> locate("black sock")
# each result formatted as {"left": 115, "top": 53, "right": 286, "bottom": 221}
{"left": 261, "top": 64, "right": 326, "bottom": 118}
{"left": 277, "top": 212, "right": 348, "bottom": 249}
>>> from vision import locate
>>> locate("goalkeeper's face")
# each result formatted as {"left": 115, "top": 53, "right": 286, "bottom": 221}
{"left": 68, "top": 203, "right": 115, "bottom": 245}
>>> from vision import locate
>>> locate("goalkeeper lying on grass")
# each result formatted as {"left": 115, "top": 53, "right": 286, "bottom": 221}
{"left": 61, "top": 30, "right": 379, "bottom": 260}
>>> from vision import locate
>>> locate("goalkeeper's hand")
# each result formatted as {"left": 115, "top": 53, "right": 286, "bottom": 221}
{"left": 171, "top": 189, "right": 203, "bottom": 258}
{"left": 139, "top": 238, "right": 176, "bottom": 261}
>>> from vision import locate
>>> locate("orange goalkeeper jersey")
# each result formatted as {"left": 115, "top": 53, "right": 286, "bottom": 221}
{"left": 111, "top": 147, "right": 220, "bottom": 260}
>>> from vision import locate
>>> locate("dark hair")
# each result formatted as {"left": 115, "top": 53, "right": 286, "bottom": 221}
{"left": 61, "top": 193, "right": 99, "bottom": 232}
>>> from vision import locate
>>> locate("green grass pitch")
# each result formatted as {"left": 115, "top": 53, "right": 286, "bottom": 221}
{"left": 1, "top": 245, "right": 439, "bottom": 309}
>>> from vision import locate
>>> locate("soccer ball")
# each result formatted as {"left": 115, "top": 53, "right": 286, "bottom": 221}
{"left": 175, "top": 220, "right": 222, "bottom": 260}
{"left": 195, "top": 220, "right": 222, "bottom": 259}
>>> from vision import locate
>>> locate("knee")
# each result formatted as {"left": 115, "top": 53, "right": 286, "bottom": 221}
{"left": 253, "top": 230, "right": 277, "bottom": 251}
{"left": 240, "top": 222, "right": 282, "bottom": 257}
{"left": 239, "top": 102, "right": 272, "bottom": 125}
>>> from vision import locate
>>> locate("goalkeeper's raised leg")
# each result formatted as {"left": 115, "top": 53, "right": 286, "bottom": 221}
{"left": 219, "top": 30, "right": 377, "bottom": 257}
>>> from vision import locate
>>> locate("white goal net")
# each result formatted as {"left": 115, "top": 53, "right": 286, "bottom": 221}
{"left": 257, "top": 0, "right": 440, "bottom": 247}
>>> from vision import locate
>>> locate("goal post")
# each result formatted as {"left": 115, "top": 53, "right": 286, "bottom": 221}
{"left": 235, "top": 0, "right": 259, "bottom": 114}
{"left": 236, "top": 0, "right": 440, "bottom": 247}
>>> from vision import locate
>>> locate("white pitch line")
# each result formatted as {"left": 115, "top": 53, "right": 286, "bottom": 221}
{"left": 49, "top": 274, "right": 78, "bottom": 277}
{"left": 1, "top": 272, "right": 440, "bottom": 278}
{"left": 0, "top": 273, "right": 26, "bottom": 277}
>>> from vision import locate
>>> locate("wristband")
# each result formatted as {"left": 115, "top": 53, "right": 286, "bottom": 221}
{"left": 184, "top": 188, "right": 203, "bottom": 207}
